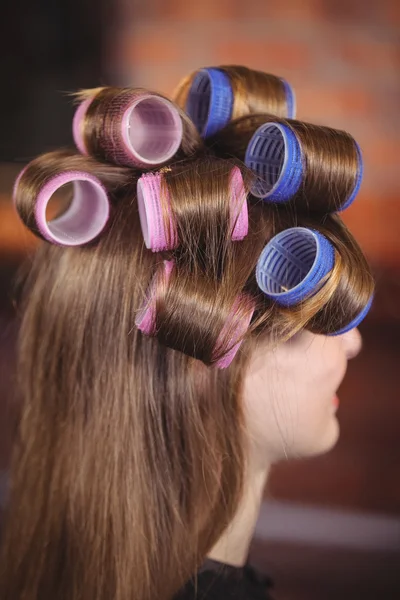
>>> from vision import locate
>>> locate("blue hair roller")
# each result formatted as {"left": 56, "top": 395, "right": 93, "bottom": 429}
{"left": 280, "top": 78, "right": 296, "bottom": 119}
{"left": 338, "top": 142, "right": 364, "bottom": 212}
{"left": 186, "top": 68, "right": 233, "bottom": 138}
{"left": 330, "top": 294, "right": 373, "bottom": 336}
{"left": 245, "top": 122, "right": 303, "bottom": 202}
{"left": 256, "top": 227, "right": 335, "bottom": 307}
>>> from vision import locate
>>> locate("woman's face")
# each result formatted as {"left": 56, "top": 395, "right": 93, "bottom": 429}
{"left": 243, "top": 328, "right": 362, "bottom": 466}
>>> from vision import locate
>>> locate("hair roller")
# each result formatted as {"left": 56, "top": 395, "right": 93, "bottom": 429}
{"left": 13, "top": 155, "right": 112, "bottom": 247}
{"left": 175, "top": 65, "right": 295, "bottom": 135}
{"left": 136, "top": 261, "right": 254, "bottom": 368}
{"left": 185, "top": 68, "right": 234, "bottom": 138}
{"left": 256, "top": 227, "right": 336, "bottom": 307}
{"left": 73, "top": 87, "right": 183, "bottom": 168}
{"left": 137, "top": 166, "right": 248, "bottom": 252}
{"left": 245, "top": 120, "right": 363, "bottom": 213}
{"left": 331, "top": 294, "right": 373, "bottom": 336}
{"left": 135, "top": 260, "right": 175, "bottom": 335}
{"left": 259, "top": 219, "right": 374, "bottom": 335}
{"left": 212, "top": 294, "right": 255, "bottom": 368}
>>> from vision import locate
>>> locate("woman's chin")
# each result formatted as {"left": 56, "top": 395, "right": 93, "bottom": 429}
{"left": 314, "top": 416, "right": 341, "bottom": 457}
{"left": 295, "top": 418, "right": 341, "bottom": 460}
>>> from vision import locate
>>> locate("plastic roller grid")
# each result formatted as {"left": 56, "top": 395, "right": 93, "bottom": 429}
{"left": 256, "top": 229, "right": 335, "bottom": 306}
{"left": 247, "top": 126, "right": 285, "bottom": 197}
{"left": 246, "top": 124, "right": 303, "bottom": 202}
{"left": 261, "top": 239, "right": 314, "bottom": 295}
{"left": 100, "top": 92, "right": 137, "bottom": 165}
{"left": 95, "top": 92, "right": 181, "bottom": 166}
{"left": 129, "top": 100, "right": 180, "bottom": 160}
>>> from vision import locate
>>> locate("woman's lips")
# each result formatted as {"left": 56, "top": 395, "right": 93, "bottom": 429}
{"left": 332, "top": 394, "right": 340, "bottom": 409}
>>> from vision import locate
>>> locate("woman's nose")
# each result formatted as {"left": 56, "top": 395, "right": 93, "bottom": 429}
{"left": 341, "top": 328, "right": 363, "bottom": 360}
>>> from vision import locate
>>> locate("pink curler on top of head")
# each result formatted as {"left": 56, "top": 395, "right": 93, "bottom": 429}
{"left": 213, "top": 294, "right": 255, "bottom": 369}
{"left": 33, "top": 171, "right": 110, "bottom": 246}
{"left": 137, "top": 173, "right": 178, "bottom": 252}
{"left": 72, "top": 97, "right": 93, "bottom": 155}
{"left": 135, "top": 260, "right": 174, "bottom": 335}
{"left": 120, "top": 93, "right": 183, "bottom": 167}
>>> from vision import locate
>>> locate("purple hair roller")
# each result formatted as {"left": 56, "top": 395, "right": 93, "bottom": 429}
{"left": 213, "top": 295, "right": 255, "bottom": 369}
{"left": 135, "top": 260, "right": 174, "bottom": 335}
{"left": 137, "top": 167, "right": 248, "bottom": 253}
{"left": 72, "top": 91, "right": 183, "bottom": 168}
{"left": 137, "top": 174, "right": 178, "bottom": 253}
{"left": 33, "top": 171, "right": 110, "bottom": 246}
{"left": 72, "top": 97, "right": 93, "bottom": 155}
{"left": 229, "top": 166, "right": 249, "bottom": 241}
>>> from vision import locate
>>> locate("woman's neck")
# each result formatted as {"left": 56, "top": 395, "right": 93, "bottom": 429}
{"left": 206, "top": 461, "right": 270, "bottom": 567}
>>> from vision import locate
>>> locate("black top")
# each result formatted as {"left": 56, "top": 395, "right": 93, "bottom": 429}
{"left": 174, "top": 558, "right": 274, "bottom": 600}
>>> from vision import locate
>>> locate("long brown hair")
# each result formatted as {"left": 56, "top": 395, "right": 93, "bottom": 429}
{"left": 0, "top": 71, "right": 374, "bottom": 600}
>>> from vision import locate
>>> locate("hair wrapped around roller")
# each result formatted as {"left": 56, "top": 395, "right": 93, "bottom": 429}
{"left": 13, "top": 69, "right": 374, "bottom": 368}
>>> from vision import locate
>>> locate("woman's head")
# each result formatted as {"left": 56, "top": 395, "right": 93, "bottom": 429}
{"left": 1, "top": 67, "right": 374, "bottom": 600}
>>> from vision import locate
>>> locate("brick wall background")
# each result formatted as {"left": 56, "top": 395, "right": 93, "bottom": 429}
{"left": 110, "top": 0, "right": 400, "bottom": 267}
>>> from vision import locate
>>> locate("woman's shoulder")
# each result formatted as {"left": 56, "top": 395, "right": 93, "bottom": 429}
{"left": 174, "top": 558, "right": 274, "bottom": 600}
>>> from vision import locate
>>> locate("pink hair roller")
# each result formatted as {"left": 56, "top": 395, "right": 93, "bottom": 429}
{"left": 72, "top": 97, "right": 93, "bottom": 155}
{"left": 229, "top": 166, "right": 249, "bottom": 241}
{"left": 137, "top": 167, "right": 248, "bottom": 252}
{"left": 137, "top": 174, "right": 178, "bottom": 252}
{"left": 14, "top": 170, "right": 110, "bottom": 247}
{"left": 213, "top": 295, "right": 255, "bottom": 369}
{"left": 72, "top": 90, "right": 183, "bottom": 168}
{"left": 135, "top": 260, "right": 174, "bottom": 335}
{"left": 136, "top": 260, "right": 253, "bottom": 369}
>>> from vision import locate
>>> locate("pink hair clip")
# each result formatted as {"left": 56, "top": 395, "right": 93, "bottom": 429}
{"left": 137, "top": 166, "right": 249, "bottom": 252}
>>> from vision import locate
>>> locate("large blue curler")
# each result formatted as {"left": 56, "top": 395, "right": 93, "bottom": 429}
{"left": 331, "top": 294, "right": 374, "bottom": 336}
{"left": 256, "top": 227, "right": 335, "bottom": 307}
{"left": 186, "top": 68, "right": 234, "bottom": 138}
{"left": 245, "top": 122, "right": 303, "bottom": 202}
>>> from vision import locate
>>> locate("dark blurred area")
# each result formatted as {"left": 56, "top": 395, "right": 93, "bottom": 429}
{"left": 0, "top": 1, "right": 399, "bottom": 598}
{"left": 0, "top": 0, "right": 106, "bottom": 160}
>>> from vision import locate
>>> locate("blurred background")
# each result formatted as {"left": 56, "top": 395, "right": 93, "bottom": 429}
{"left": 0, "top": 1, "right": 399, "bottom": 598}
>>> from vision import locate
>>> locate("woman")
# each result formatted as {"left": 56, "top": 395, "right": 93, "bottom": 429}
{"left": 0, "top": 66, "right": 374, "bottom": 599}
